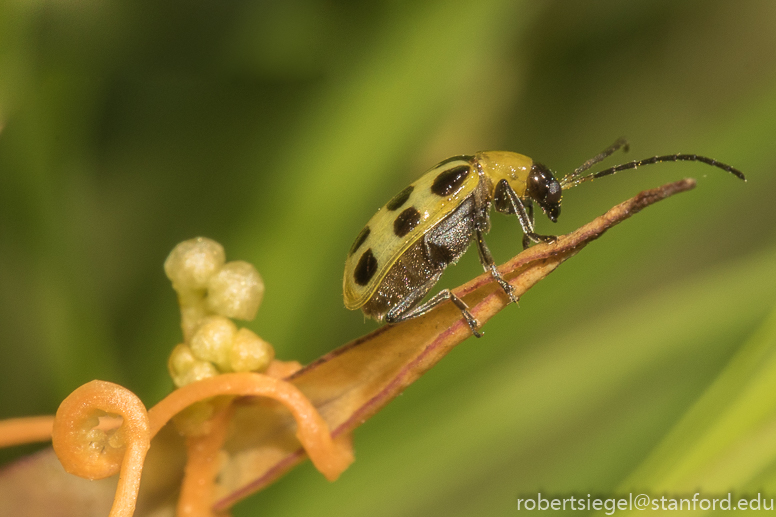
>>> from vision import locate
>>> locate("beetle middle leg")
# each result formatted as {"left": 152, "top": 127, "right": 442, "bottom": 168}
{"left": 475, "top": 227, "right": 518, "bottom": 304}
{"left": 521, "top": 201, "right": 534, "bottom": 250}
{"left": 385, "top": 271, "right": 482, "bottom": 337}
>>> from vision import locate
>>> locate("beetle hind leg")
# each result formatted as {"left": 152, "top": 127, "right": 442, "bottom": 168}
{"left": 386, "top": 289, "right": 482, "bottom": 338}
{"left": 384, "top": 271, "right": 482, "bottom": 337}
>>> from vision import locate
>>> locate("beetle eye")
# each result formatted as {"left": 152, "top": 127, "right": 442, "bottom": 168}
{"left": 526, "top": 163, "right": 559, "bottom": 204}
{"left": 546, "top": 180, "right": 561, "bottom": 205}
{"left": 525, "top": 163, "right": 562, "bottom": 222}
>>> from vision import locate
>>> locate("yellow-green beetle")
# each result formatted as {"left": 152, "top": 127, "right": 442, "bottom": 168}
{"left": 343, "top": 139, "right": 745, "bottom": 337}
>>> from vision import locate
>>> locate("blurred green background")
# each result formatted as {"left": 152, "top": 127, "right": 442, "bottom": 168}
{"left": 2, "top": 0, "right": 776, "bottom": 515}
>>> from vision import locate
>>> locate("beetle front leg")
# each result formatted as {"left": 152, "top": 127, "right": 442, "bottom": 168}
{"left": 499, "top": 180, "right": 557, "bottom": 246}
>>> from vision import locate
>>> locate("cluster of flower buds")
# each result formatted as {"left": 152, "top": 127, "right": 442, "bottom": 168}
{"left": 164, "top": 237, "right": 274, "bottom": 387}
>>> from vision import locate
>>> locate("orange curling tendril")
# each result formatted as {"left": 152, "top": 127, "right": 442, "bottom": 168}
{"left": 0, "top": 415, "right": 55, "bottom": 448}
{"left": 147, "top": 373, "right": 353, "bottom": 481}
{"left": 51, "top": 380, "right": 151, "bottom": 517}
{"left": 177, "top": 404, "right": 234, "bottom": 517}
{"left": 264, "top": 359, "right": 303, "bottom": 379}
{"left": 2, "top": 369, "right": 352, "bottom": 517}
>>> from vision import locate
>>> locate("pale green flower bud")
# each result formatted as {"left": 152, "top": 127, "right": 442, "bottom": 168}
{"left": 164, "top": 237, "right": 225, "bottom": 292}
{"left": 168, "top": 343, "right": 219, "bottom": 387}
{"left": 189, "top": 316, "right": 236, "bottom": 371}
{"left": 229, "top": 328, "right": 274, "bottom": 373}
{"left": 206, "top": 260, "right": 264, "bottom": 320}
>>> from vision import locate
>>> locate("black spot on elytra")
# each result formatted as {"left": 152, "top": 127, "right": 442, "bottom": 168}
{"left": 426, "top": 241, "right": 455, "bottom": 267}
{"left": 431, "top": 165, "right": 470, "bottom": 196}
{"left": 349, "top": 226, "right": 370, "bottom": 256}
{"left": 386, "top": 185, "right": 414, "bottom": 211}
{"left": 393, "top": 206, "right": 422, "bottom": 237}
{"left": 353, "top": 248, "right": 378, "bottom": 286}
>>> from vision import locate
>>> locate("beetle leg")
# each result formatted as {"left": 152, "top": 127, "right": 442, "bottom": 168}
{"left": 500, "top": 180, "right": 557, "bottom": 246}
{"left": 521, "top": 201, "right": 534, "bottom": 249}
{"left": 475, "top": 227, "right": 518, "bottom": 304}
{"left": 385, "top": 271, "right": 482, "bottom": 337}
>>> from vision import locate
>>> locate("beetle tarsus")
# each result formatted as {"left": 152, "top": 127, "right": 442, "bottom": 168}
{"left": 523, "top": 232, "right": 557, "bottom": 248}
{"left": 385, "top": 288, "right": 482, "bottom": 337}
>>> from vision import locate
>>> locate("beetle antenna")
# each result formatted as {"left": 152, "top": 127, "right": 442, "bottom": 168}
{"left": 560, "top": 152, "right": 746, "bottom": 190}
{"left": 560, "top": 137, "right": 630, "bottom": 188}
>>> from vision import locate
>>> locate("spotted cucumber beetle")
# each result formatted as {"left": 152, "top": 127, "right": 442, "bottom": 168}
{"left": 343, "top": 138, "right": 745, "bottom": 337}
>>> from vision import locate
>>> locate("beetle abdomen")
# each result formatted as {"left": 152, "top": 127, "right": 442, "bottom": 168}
{"left": 362, "top": 197, "right": 477, "bottom": 321}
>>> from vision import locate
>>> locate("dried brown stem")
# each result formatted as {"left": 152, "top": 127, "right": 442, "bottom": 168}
{"left": 214, "top": 179, "right": 696, "bottom": 509}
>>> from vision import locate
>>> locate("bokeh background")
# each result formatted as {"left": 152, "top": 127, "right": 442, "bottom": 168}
{"left": 2, "top": 1, "right": 776, "bottom": 515}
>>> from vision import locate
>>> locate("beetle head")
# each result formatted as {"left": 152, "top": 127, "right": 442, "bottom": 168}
{"left": 526, "top": 163, "right": 562, "bottom": 222}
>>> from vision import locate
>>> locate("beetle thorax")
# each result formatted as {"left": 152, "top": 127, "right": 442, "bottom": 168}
{"left": 473, "top": 151, "right": 534, "bottom": 199}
